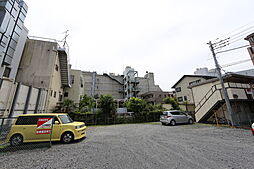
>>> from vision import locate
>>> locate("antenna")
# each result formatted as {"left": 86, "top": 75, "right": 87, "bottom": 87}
{"left": 62, "top": 30, "right": 69, "bottom": 48}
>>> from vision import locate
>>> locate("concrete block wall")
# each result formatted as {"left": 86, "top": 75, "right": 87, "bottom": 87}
{"left": 0, "top": 78, "right": 47, "bottom": 117}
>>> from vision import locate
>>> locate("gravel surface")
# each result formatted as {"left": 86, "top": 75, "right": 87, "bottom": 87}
{"left": 0, "top": 123, "right": 254, "bottom": 169}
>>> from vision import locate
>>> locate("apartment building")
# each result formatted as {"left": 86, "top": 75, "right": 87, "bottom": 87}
{"left": 190, "top": 73, "right": 254, "bottom": 126}
{"left": 172, "top": 75, "right": 216, "bottom": 104}
{"left": 64, "top": 66, "right": 163, "bottom": 103}
{"left": 16, "top": 38, "right": 71, "bottom": 112}
{"left": 123, "top": 66, "right": 162, "bottom": 100}
{"left": 140, "top": 91, "right": 175, "bottom": 104}
{"left": 0, "top": 0, "right": 28, "bottom": 80}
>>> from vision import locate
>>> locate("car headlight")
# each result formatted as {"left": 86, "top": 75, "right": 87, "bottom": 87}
{"left": 75, "top": 124, "right": 86, "bottom": 129}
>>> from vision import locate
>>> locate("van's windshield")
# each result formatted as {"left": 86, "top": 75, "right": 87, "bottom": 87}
{"left": 59, "top": 115, "right": 73, "bottom": 124}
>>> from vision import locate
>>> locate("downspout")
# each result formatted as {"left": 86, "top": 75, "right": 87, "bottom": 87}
{"left": 9, "top": 82, "right": 21, "bottom": 117}
{"left": 34, "top": 88, "right": 42, "bottom": 114}
{"left": 23, "top": 85, "right": 32, "bottom": 114}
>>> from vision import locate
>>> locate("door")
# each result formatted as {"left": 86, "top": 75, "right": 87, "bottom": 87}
{"left": 179, "top": 112, "right": 189, "bottom": 123}
{"left": 51, "top": 117, "right": 61, "bottom": 141}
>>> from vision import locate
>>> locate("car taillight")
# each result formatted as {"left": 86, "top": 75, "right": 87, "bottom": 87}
{"left": 166, "top": 116, "right": 171, "bottom": 118}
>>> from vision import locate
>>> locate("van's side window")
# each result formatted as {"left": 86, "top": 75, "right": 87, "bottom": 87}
{"left": 16, "top": 116, "right": 39, "bottom": 125}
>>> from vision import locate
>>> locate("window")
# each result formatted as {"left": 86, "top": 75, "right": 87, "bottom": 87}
{"left": 55, "top": 65, "right": 59, "bottom": 71}
{"left": 170, "top": 111, "right": 180, "bottom": 115}
{"left": 184, "top": 96, "right": 187, "bottom": 101}
{"left": 15, "top": 116, "right": 54, "bottom": 125}
{"left": 54, "top": 91, "right": 56, "bottom": 98}
{"left": 159, "top": 94, "right": 161, "bottom": 98}
{"left": 71, "top": 75, "right": 75, "bottom": 84}
{"left": 3, "top": 67, "right": 11, "bottom": 77}
{"left": 64, "top": 92, "right": 69, "bottom": 97}
{"left": 189, "top": 79, "right": 201, "bottom": 86}
{"left": 59, "top": 94, "right": 63, "bottom": 102}
{"left": 80, "top": 77, "right": 83, "bottom": 88}
{"left": 59, "top": 115, "right": 73, "bottom": 124}
{"left": 50, "top": 90, "right": 53, "bottom": 96}
{"left": 177, "top": 97, "right": 183, "bottom": 102}
{"left": 175, "top": 87, "right": 181, "bottom": 92}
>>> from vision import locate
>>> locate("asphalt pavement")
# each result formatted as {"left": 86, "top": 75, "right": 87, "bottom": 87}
{"left": 0, "top": 123, "right": 253, "bottom": 169}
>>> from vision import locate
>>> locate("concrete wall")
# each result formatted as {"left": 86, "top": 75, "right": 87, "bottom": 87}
{"left": 64, "top": 69, "right": 85, "bottom": 103}
{"left": 137, "top": 72, "right": 162, "bottom": 95}
{"left": 16, "top": 39, "right": 63, "bottom": 112}
{"left": 0, "top": 78, "right": 47, "bottom": 117}
{"left": 82, "top": 71, "right": 124, "bottom": 99}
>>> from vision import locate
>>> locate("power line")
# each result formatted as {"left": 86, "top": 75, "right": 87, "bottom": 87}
{"left": 216, "top": 44, "right": 250, "bottom": 54}
{"left": 221, "top": 59, "right": 252, "bottom": 68}
{"left": 214, "top": 20, "right": 254, "bottom": 42}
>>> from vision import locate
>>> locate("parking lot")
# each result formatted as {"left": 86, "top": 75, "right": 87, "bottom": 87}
{"left": 0, "top": 123, "right": 254, "bottom": 169}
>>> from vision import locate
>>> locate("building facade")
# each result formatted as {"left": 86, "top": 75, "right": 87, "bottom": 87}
{"left": 190, "top": 73, "right": 254, "bottom": 126}
{"left": 172, "top": 75, "right": 216, "bottom": 104}
{"left": 245, "top": 33, "right": 254, "bottom": 65}
{"left": 64, "top": 66, "right": 163, "bottom": 103}
{"left": 0, "top": 0, "right": 28, "bottom": 79}
{"left": 16, "top": 38, "right": 71, "bottom": 112}
{"left": 140, "top": 91, "right": 175, "bottom": 104}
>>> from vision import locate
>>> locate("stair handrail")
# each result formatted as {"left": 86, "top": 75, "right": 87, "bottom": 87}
{"left": 195, "top": 84, "right": 221, "bottom": 112}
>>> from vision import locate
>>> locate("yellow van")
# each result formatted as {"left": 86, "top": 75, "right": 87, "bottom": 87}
{"left": 7, "top": 113, "right": 87, "bottom": 146}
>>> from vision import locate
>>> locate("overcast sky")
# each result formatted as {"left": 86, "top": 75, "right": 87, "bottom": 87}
{"left": 24, "top": 0, "right": 254, "bottom": 91}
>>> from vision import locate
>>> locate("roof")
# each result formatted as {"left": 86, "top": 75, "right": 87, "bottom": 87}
{"left": 172, "top": 75, "right": 216, "bottom": 88}
{"left": 245, "top": 33, "right": 254, "bottom": 40}
{"left": 189, "top": 73, "right": 254, "bottom": 88}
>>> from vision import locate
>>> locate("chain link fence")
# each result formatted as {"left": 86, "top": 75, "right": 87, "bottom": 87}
{"left": 69, "top": 112, "right": 162, "bottom": 126}
{"left": 0, "top": 117, "right": 54, "bottom": 153}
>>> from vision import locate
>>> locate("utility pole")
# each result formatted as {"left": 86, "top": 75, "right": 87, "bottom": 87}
{"left": 208, "top": 41, "right": 234, "bottom": 126}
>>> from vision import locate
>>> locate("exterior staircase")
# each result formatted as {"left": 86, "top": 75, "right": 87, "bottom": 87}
{"left": 58, "top": 48, "right": 71, "bottom": 88}
{"left": 195, "top": 85, "right": 224, "bottom": 122}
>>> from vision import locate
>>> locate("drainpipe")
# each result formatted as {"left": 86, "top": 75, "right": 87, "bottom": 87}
{"left": 23, "top": 86, "right": 32, "bottom": 114}
{"left": 9, "top": 82, "right": 21, "bottom": 117}
{"left": 34, "top": 88, "right": 42, "bottom": 114}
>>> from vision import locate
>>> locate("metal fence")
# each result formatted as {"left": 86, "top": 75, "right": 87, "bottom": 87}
{"left": 69, "top": 112, "right": 162, "bottom": 126}
{"left": 0, "top": 117, "right": 54, "bottom": 152}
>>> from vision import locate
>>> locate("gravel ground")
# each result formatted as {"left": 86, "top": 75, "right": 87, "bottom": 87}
{"left": 0, "top": 123, "right": 254, "bottom": 169}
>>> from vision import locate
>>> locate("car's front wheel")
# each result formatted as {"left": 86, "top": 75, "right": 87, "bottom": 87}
{"left": 170, "top": 120, "right": 176, "bottom": 126}
{"left": 10, "top": 134, "right": 23, "bottom": 146}
{"left": 188, "top": 119, "right": 194, "bottom": 124}
{"left": 61, "top": 132, "right": 74, "bottom": 144}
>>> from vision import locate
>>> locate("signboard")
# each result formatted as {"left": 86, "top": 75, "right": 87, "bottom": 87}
{"left": 36, "top": 118, "right": 53, "bottom": 135}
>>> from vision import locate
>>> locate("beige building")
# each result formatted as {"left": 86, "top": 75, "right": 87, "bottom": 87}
{"left": 140, "top": 91, "right": 175, "bottom": 104}
{"left": 63, "top": 69, "right": 85, "bottom": 103}
{"left": 16, "top": 38, "right": 71, "bottom": 112}
{"left": 172, "top": 75, "right": 216, "bottom": 104}
{"left": 64, "top": 67, "right": 163, "bottom": 103}
{"left": 190, "top": 73, "right": 254, "bottom": 126}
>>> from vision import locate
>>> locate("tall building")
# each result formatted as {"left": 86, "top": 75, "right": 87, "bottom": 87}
{"left": 64, "top": 66, "right": 163, "bottom": 103}
{"left": 0, "top": 0, "right": 28, "bottom": 79}
{"left": 16, "top": 38, "right": 71, "bottom": 112}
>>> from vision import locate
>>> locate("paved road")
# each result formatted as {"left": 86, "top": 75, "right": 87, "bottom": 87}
{"left": 0, "top": 123, "right": 254, "bottom": 169}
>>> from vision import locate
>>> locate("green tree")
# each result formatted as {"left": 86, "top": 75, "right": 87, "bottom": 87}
{"left": 98, "top": 94, "right": 116, "bottom": 115}
{"left": 163, "top": 97, "right": 180, "bottom": 110}
{"left": 125, "top": 97, "right": 146, "bottom": 115}
{"left": 78, "top": 94, "right": 96, "bottom": 113}
{"left": 62, "top": 99, "right": 76, "bottom": 113}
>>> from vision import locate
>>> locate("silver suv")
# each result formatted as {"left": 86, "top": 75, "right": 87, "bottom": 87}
{"left": 160, "top": 110, "right": 194, "bottom": 126}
